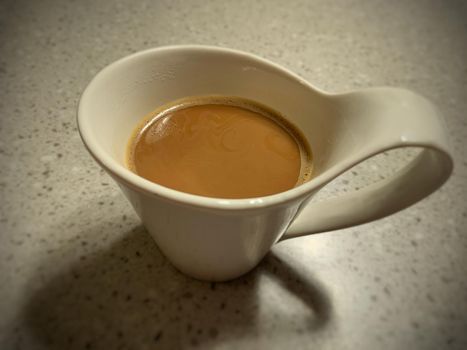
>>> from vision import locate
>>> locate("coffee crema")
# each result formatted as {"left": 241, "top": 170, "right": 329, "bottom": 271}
{"left": 127, "top": 96, "right": 312, "bottom": 199}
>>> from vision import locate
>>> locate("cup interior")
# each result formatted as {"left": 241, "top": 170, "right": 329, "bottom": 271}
{"left": 78, "top": 46, "right": 352, "bottom": 207}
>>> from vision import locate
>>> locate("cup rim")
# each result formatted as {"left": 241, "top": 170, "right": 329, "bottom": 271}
{"left": 77, "top": 45, "right": 330, "bottom": 210}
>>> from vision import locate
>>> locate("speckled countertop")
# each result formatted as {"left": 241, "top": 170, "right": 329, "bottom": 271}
{"left": 1, "top": 0, "right": 466, "bottom": 349}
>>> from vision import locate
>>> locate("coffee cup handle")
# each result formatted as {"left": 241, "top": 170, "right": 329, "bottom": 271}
{"left": 282, "top": 88, "right": 453, "bottom": 240}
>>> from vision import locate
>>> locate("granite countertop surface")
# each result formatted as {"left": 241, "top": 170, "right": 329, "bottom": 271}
{"left": 1, "top": 0, "right": 466, "bottom": 349}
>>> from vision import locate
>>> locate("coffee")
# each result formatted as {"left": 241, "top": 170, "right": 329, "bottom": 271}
{"left": 127, "top": 96, "right": 312, "bottom": 198}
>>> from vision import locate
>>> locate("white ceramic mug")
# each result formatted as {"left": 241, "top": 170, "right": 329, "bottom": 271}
{"left": 77, "top": 45, "right": 453, "bottom": 281}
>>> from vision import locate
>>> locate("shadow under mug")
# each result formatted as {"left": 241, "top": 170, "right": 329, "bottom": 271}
{"left": 77, "top": 45, "right": 453, "bottom": 281}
